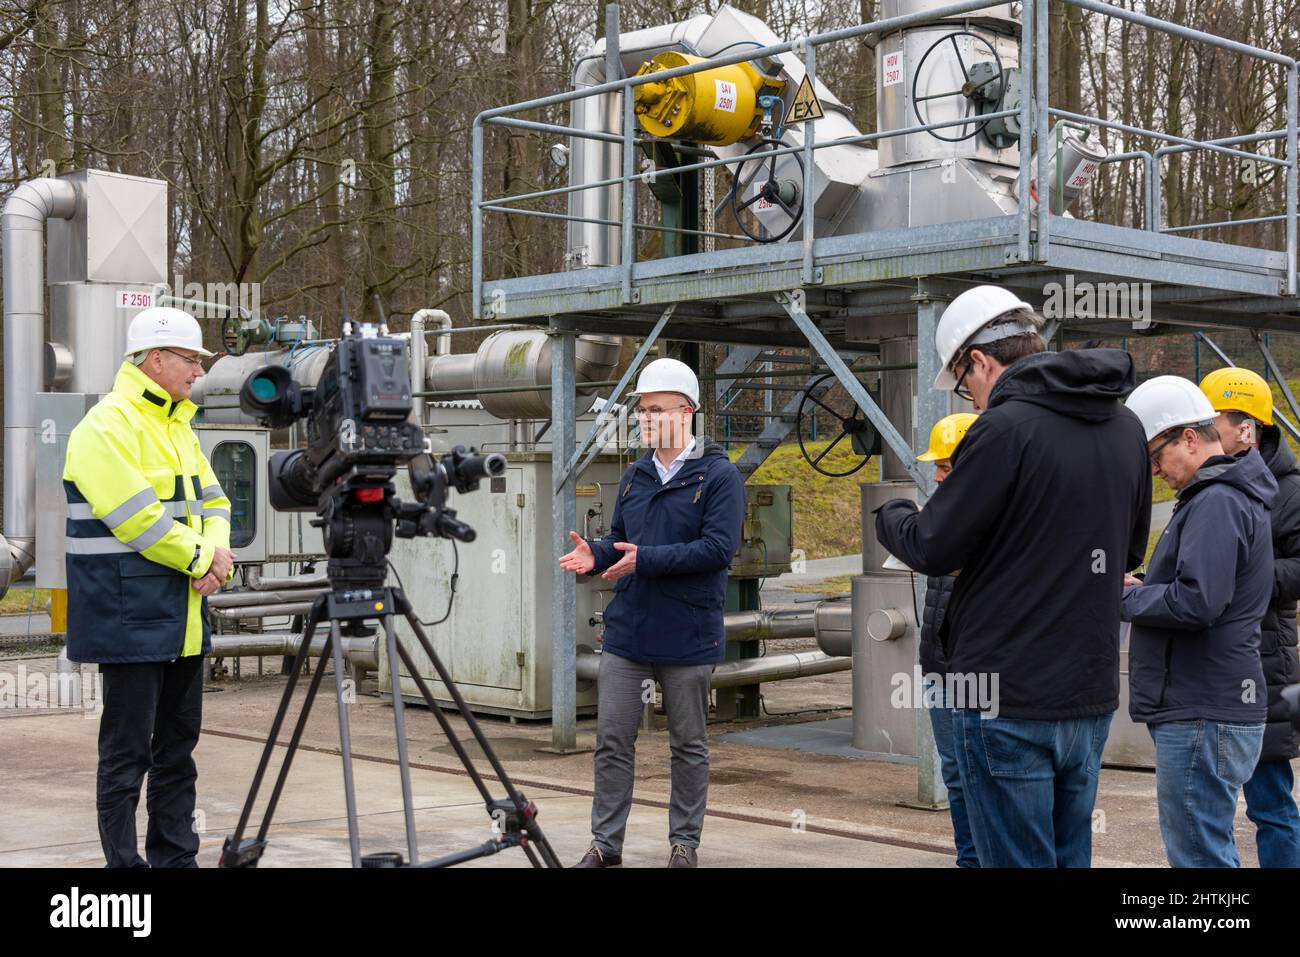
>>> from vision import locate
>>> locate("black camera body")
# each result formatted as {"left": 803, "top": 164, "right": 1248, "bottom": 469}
{"left": 238, "top": 323, "right": 504, "bottom": 593}
{"left": 241, "top": 328, "right": 427, "bottom": 506}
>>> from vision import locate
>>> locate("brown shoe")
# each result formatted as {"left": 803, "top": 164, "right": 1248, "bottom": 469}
{"left": 668, "top": 844, "right": 698, "bottom": 868}
{"left": 573, "top": 844, "right": 621, "bottom": 868}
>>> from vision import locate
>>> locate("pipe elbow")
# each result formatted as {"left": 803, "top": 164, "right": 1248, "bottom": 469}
{"left": 2, "top": 177, "right": 78, "bottom": 225}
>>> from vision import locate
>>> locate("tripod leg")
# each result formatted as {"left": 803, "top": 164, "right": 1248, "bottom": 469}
{"left": 255, "top": 622, "right": 335, "bottom": 844}
{"left": 230, "top": 596, "right": 325, "bottom": 846}
{"left": 330, "top": 618, "right": 363, "bottom": 868}
{"left": 384, "top": 639, "right": 548, "bottom": 868}
{"left": 396, "top": 595, "right": 563, "bottom": 868}
{"left": 382, "top": 614, "right": 420, "bottom": 865}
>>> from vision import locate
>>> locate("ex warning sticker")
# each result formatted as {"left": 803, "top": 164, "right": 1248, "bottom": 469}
{"left": 789, "top": 74, "right": 824, "bottom": 123}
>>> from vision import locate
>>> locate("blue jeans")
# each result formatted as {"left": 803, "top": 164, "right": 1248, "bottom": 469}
{"left": 955, "top": 711, "right": 1112, "bottom": 867}
{"left": 1243, "top": 758, "right": 1300, "bottom": 868}
{"left": 924, "top": 681, "right": 979, "bottom": 867}
{"left": 1148, "top": 720, "right": 1264, "bottom": 868}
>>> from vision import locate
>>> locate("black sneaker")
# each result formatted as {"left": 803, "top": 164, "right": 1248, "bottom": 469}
{"left": 573, "top": 844, "right": 622, "bottom": 868}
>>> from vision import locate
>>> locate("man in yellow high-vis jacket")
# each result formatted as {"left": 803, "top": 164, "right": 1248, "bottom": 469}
{"left": 63, "top": 306, "right": 236, "bottom": 868}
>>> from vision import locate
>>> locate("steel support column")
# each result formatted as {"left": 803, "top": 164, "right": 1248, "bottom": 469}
{"left": 911, "top": 288, "right": 950, "bottom": 810}
{"left": 550, "top": 323, "right": 579, "bottom": 751}
{"left": 562, "top": 304, "right": 676, "bottom": 488}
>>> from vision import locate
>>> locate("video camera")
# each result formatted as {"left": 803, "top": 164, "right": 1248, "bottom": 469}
{"left": 238, "top": 320, "right": 505, "bottom": 591}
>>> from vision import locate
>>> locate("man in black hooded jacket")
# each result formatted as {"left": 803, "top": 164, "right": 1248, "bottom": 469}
{"left": 876, "top": 285, "right": 1151, "bottom": 867}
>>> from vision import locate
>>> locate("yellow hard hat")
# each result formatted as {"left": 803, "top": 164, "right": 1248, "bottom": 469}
{"left": 918, "top": 412, "right": 979, "bottom": 462}
{"left": 1198, "top": 367, "right": 1274, "bottom": 426}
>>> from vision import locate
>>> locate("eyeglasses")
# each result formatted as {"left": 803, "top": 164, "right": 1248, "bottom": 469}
{"left": 951, "top": 351, "right": 974, "bottom": 403}
{"left": 161, "top": 348, "right": 205, "bottom": 369}
{"left": 1147, "top": 429, "right": 1182, "bottom": 466}
{"left": 635, "top": 403, "right": 692, "bottom": 418}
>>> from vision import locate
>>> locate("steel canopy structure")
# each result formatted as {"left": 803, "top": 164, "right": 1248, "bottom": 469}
{"left": 470, "top": 0, "right": 1300, "bottom": 804}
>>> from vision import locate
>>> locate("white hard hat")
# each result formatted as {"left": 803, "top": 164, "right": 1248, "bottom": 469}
{"left": 629, "top": 357, "right": 700, "bottom": 409}
{"left": 932, "top": 285, "right": 1036, "bottom": 390}
{"left": 123, "top": 306, "right": 214, "bottom": 359}
{"left": 1125, "top": 375, "right": 1217, "bottom": 442}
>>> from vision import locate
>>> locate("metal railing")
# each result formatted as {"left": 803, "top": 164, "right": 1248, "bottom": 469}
{"left": 470, "top": 0, "right": 1299, "bottom": 316}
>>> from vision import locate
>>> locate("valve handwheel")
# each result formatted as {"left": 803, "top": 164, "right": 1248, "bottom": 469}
{"left": 729, "top": 137, "right": 805, "bottom": 243}
{"left": 910, "top": 31, "right": 1006, "bottom": 143}
{"left": 221, "top": 313, "right": 247, "bottom": 356}
{"left": 796, "top": 373, "right": 875, "bottom": 478}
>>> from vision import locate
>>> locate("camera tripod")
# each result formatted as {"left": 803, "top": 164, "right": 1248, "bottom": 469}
{"left": 220, "top": 583, "right": 562, "bottom": 868}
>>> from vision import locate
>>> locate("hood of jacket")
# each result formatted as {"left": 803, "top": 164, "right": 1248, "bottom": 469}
{"left": 987, "top": 348, "right": 1137, "bottom": 423}
{"left": 1260, "top": 424, "right": 1300, "bottom": 483}
{"left": 1177, "top": 447, "right": 1278, "bottom": 511}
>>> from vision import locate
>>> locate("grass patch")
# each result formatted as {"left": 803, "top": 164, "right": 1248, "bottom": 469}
{"left": 730, "top": 440, "right": 879, "bottom": 560}
{"left": 730, "top": 439, "right": 1180, "bottom": 563}
{"left": 0, "top": 587, "right": 51, "bottom": 616}
{"left": 787, "top": 573, "right": 854, "bottom": 594}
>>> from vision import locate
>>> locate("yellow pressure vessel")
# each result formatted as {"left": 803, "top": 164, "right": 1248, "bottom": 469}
{"left": 633, "top": 52, "right": 779, "bottom": 146}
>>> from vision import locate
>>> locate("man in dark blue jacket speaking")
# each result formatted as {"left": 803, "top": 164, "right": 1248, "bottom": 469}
{"left": 558, "top": 357, "right": 745, "bottom": 868}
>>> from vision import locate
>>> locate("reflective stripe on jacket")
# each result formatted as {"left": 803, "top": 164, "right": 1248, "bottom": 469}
{"left": 62, "top": 361, "right": 233, "bottom": 664}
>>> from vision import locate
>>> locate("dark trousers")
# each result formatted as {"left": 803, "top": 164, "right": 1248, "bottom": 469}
{"left": 97, "top": 655, "right": 204, "bottom": 868}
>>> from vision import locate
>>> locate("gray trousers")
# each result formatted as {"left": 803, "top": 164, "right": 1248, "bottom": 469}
{"left": 591, "top": 651, "right": 713, "bottom": 854}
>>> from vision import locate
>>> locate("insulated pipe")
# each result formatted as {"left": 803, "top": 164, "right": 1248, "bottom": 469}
{"left": 211, "top": 601, "right": 316, "bottom": 620}
{"left": 209, "top": 632, "right": 378, "bottom": 672}
{"left": 409, "top": 313, "right": 426, "bottom": 427}
{"left": 411, "top": 308, "right": 453, "bottom": 357}
{"left": 245, "top": 567, "right": 329, "bottom": 591}
{"left": 423, "top": 330, "right": 622, "bottom": 418}
{"left": 2, "top": 177, "right": 79, "bottom": 593}
{"left": 565, "top": 17, "right": 715, "bottom": 269}
{"left": 208, "top": 587, "right": 329, "bottom": 609}
{"left": 575, "top": 649, "right": 849, "bottom": 687}
{"left": 724, "top": 608, "right": 816, "bottom": 641}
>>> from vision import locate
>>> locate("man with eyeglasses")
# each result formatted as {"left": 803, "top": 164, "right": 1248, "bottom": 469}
{"left": 63, "top": 307, "right": 235, "bottom": 866}
{"left": 1124, "top": 376, "right": 1273, "bottom": 867}
{"left": 875, "top": 284, "right": 1150, "bottom": 866}
{"left": 558, "top": 357, "right": 745, "bottom": 868}
{"left": 1198, "top": 368, "right": 1300, "bottom": 867}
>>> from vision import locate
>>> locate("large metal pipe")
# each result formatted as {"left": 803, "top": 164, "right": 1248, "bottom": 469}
{"left": 724, "top": 607, "right": 816, "bottom": 641}
{"left": 210, "top": 632, "right": 378, "bottom": 671}
{"left": 424, "top": 330, "right": 622, "bottom": 418}
{"left": 2, "top": 177, "right": 79, "bottom": 592}
{"left": 576, "top": 649, "right": 849, "bottom": 687}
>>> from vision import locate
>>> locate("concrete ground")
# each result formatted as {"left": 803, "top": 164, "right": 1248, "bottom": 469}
{"left": 2, "top": 638, "right": 1284, "bottom": 869}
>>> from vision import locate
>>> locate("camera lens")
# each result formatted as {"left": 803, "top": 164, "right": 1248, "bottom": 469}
{"left": 239, "top": 365, "right": 301, "bottom": 429}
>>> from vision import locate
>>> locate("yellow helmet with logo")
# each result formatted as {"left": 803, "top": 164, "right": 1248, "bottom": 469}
{"left": 917, "top": 412, "right": 979, "bottom": 462}
{"left": 1198, "top": 367, "right": 1273, "bottom": 426}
